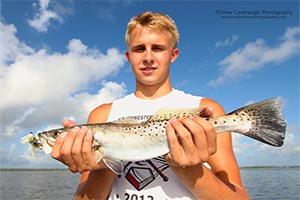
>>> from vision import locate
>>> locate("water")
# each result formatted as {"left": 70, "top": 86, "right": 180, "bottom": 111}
{"left": 1, "top": 168, "right": 299, "bottom": 200}
{"left": 0, "top": 170, "right": 80, "bottom": 200}
{"left": 241, "top": 167, "right": 300, "bottom": 200}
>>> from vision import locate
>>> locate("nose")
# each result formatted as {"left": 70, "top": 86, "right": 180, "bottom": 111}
{"left": 143, "top": 50, "right": 154, "bottom": 65}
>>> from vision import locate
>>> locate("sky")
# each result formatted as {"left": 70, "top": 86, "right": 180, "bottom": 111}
{"left": 0, "top": 0, "right": 299, "bottom": 169}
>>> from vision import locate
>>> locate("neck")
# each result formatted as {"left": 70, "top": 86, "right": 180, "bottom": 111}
{"left": 134, "top": 81, "right": 173, "bottom": 100}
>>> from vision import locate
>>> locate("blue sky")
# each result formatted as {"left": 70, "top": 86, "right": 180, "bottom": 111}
{"left": 0, "top": 0, "right": 299, "bottom": 168}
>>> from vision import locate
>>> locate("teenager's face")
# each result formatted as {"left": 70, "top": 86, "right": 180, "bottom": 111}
{"left": 126, "top": 27, "right": 179, "bottom": 88}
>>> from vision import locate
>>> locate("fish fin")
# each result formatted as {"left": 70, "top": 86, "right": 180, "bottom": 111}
{"left": 93, "top": 149, "right": 124, "bottom": 175}
{"left": 229, "top": 98, "right": 286, "bottom": 147}
{"left": 39, "top": 138, "right": 52, "bottom": 154}
{"left": 146, "top": 107, "right": 205, "bottom": 123}
{"left": 94, "top": 149, "right": 103, "bottom": 163}
{"left": 94, "top": 150, "right": 124, "bottom": 175}
{"left": 103, "top": 159, "right": 124, "bottom": 175}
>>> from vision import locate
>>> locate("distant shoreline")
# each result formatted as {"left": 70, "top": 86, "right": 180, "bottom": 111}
{"left": 1, "top": 166, "right": 299, "bottom": 171}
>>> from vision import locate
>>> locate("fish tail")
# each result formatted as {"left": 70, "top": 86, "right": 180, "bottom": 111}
{"left": 229, "top": 98, "right": 286, "bottom": 147}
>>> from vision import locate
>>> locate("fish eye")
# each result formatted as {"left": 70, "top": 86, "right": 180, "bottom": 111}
{"left": 53, "top": 131, "right": 58, "bottom": 137}
{"left": 51, "top": 130, "right": 61, "bottom": 138}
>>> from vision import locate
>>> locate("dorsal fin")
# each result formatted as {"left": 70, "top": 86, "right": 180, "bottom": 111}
{"left": 145, "top": 107, "right": 205, "bottom": 123}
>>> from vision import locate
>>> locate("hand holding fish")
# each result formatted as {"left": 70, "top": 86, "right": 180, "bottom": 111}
{"left": 165, "top": 108, "right": 217, "bottom": 168}
{"left": 51, "top": 120, "right": 106, "bottom": 173}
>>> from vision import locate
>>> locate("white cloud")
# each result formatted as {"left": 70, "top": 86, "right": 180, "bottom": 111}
{"left": 0, "top": 21, "right": 127, "bottom": 139}
{"left": 27, "top": 0, "right": 71, "bottom": 33}
{"left": 215, "top": 34, "right": 239, "bottom": 48}
{"left": 67, "top": 38, "right": 88, "bottom": 54}
{"left": 0, "top": 22, "right": 34, "bottom": 65}
{"left": 209, "top": 26, "right": 300, "bottom": 86}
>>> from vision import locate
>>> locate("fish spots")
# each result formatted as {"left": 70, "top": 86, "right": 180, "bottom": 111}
{"left": 122, "top": 120, "right": 167, "bottom": 138}
{"left": 244, "top": 108, "right": 261, "bottom": 118}
{"left": 124, "top": 126, "right": 141, "bottom": 135}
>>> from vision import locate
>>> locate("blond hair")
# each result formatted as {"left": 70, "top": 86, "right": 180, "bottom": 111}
{"left": 125, "top": 11, "right": 179, "bottom": 49}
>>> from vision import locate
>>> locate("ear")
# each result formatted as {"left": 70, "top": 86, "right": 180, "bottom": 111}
{"left": 125, "top": 50, "right": 130, "bottom": 62}
{"left": 171, "top": 48, "right": 180, "bottom": 63}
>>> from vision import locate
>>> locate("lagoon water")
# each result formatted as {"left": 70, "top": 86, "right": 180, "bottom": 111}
{"left": 1, "top": 168, "right": 299, "bottom": 200}
{"left": 0, "top": 170, "right": 80, "bottom": 200}
{"left": 241, "top": 167, "right": 300, "bottom": 200}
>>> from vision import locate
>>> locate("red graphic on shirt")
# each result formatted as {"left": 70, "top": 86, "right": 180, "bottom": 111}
{"left": 118, "top": 156, "right": 169, "bottom": 191}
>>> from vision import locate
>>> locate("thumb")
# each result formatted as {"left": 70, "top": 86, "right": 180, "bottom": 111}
{"left": 200, "top": 107, "right": 214, "bottom": 117}
{"left": 62, "top": 119, "right": 77, "bottom": 128}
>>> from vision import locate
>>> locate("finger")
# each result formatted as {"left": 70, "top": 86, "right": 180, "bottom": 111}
{"left": 180, "top": 117, "right": 218, "bottom": 163}
{"left": 81, "top": 129, "right": 97, "bottom": 168}
{"left": 166, "top": 121, "right": 182, "bottom": 158}
{"left": 170, "top": 118, "right": 195, "bottom": 154}
{"left": 180, "top": 118, "right": 205, "bottom": 146}
{"left": 71, "top": 126, "right": 88, "bottom": 169}
{"left": 51, "top": 131, "right": 68, "bottom": 161}
{"left": 180, "top": 118, "right": 210, "bottom": 162}
{"left": 60, "top": 126, "right": 79, "bottom": 166}
{"left": 63, "top": 119, "right": 77, "bottom": 128}
{"left": 164, "top": 153, "right": 176, "bottom": 166}
{"left": 193, "top": 117, "right": 217, "bottom": 156}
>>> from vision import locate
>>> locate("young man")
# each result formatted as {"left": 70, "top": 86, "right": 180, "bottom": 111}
{"left": 52, "top": 12, "right": 249, "bottom": 199}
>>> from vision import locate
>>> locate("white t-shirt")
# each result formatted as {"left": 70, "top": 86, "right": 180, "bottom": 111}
{"left": 107, "top": 89, "right": 203, "bottom": 200}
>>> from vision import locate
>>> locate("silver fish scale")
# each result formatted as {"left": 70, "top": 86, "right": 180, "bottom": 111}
{"left": 91, "top": 121, "right": 169, "bottom": 161}
{"left": 207, "top": 112, "right": 252, "bottom": 134}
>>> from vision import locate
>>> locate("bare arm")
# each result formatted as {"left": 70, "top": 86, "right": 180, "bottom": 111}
{"left": 165, "top": 98, "right": 249, "bottom": 199}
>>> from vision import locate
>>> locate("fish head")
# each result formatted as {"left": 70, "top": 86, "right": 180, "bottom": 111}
{"left": 38, "top": 129, "right": 65, "bottom": 154}
{"left": 21, "top": 133, "right": 44, "bottom": 150}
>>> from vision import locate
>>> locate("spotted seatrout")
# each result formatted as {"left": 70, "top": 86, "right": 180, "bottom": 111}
{"left": 21, "top": 98, "right": 286, "bottom": 174}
